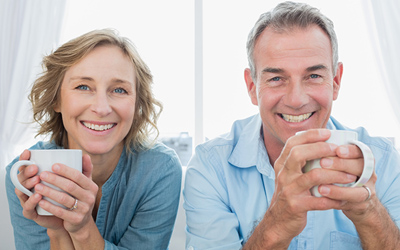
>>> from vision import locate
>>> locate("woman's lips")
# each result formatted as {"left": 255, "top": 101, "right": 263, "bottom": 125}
{"left": 82, "top": 121, "right": 116, "bottom": 131}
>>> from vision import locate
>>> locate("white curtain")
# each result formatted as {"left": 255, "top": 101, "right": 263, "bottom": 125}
{"left": 0, "top": 1, "right": 66, "bottom": 249}
{"left": 362, "top": 0, "right": 400, "bottom": 126}
{"left": 0, "top": 0, "right": 66, "bottom": 168}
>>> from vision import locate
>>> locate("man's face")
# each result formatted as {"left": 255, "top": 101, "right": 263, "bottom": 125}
{"left": 245, "top": 25, "right": 342, "bottom": 149}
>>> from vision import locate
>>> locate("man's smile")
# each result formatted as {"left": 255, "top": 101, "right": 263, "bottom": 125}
{"left": 279, "top": 112, "right": 314, "bottom": 123}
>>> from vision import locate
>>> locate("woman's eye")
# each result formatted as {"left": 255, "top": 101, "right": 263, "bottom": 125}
{"left": 77, "top": 85, "right": 89, "bottom": 90}
{"left": 114, "top": 88, "right": 127, "bottom": 94}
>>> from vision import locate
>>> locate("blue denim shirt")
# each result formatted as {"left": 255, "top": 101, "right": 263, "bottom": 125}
{"left": 184, "top": 114, "right": 400, "bottom": 250}
{"left": 6, "top": 141, "right": 182, "bottom": 250}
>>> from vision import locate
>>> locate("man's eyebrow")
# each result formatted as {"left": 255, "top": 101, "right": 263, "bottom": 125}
{"left": 261, "top": 67, "right": 284, "bottom": 74}
{"left": 306, "top": 64, "right": 328, "bottom": 72}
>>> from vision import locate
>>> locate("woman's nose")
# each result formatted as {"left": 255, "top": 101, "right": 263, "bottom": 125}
{"left": 91, "top": 92, "right": 112, "bottom": 116}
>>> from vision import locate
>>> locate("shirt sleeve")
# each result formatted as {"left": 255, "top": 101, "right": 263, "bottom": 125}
{"left": 374, "top": 143, "right": 400, "bottom": 229}
{"left": 6, "top": 157, "right": 50, "bottom": 250}
{"left": 183, "top": 145, "right": 243, "bottom": 250}
{"left": 107, "top": 154, "right": 182, "bottom": 250}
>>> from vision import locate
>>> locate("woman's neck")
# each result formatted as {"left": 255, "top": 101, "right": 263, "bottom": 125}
{"left": 86, "top": 144, "right": 124, "bottom": 188}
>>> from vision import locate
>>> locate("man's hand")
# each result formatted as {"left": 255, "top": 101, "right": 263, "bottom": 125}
{"left": 244, "top": 129, "right": 363, "bottom": 249}
{"left": 317, "top": 143, "right": 377, "bottom": 222}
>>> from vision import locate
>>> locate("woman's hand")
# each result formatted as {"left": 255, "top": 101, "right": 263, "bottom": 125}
{"left": 34, "top": 154, "right": 99, "bottom": 235}
{"left": 14, "top": 150, "right": 65, "bottom": 231}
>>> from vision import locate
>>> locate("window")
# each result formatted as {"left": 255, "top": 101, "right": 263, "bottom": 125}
{"left": 61, "top": 0, "right": 400, "bottom": 149}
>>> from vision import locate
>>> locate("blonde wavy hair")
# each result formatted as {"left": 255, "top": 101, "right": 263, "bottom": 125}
{"left": 30, "top": 29, "right": 162, "bottom": 152}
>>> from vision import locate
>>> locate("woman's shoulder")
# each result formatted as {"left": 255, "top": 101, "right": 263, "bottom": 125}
{"left": 127, "top": 142, "right": 182, "bottom": 172}
{"left": 138, "top": 142, "right": 179, "bottom": 160}
{"left": 29, "top": 141, "right": 62, "bottom": 150}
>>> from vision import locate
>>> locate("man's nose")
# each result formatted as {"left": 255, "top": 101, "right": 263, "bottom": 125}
{"left": 283, "top": 81, "right": 309, "bottom": 109}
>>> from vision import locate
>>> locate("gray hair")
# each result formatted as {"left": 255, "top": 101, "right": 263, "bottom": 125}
{"left": 246, "top": 1, "right": 338, "bottom": 79}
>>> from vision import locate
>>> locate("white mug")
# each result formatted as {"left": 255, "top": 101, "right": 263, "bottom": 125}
{"left": 300, "top": 130, "right": 375, "bottom": 197}
{"left": 10, "top": 149, "right": 82, "bottom": 215}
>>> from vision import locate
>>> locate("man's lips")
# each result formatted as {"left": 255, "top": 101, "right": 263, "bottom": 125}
{"left": 82, "top": 121, "right": 116, "bottom": 131}
{"left": 279, "top": 112, "right": 314, "bottom": 123}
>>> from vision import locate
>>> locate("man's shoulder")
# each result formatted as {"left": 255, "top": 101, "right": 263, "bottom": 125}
{"left": 196, "top": 114, "right": 260, "bottom": 153}
{"left": 331, "top": 117, "right": 396, "bottom": 158}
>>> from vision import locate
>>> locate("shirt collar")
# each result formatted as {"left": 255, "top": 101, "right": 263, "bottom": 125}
{"left": 227, "top": 115, "right": 336, "bottom": 174}
{"left": 228, "top": 114, "right": 270, "bottom": 169}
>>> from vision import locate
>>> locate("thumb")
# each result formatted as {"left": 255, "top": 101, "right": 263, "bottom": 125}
{"left": 82, "top": 154, "right": 93, "bottom": 179}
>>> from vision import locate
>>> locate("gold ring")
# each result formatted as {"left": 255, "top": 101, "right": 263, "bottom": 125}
{"left": 69, "top": 199, "right": 78, "bottom": 211}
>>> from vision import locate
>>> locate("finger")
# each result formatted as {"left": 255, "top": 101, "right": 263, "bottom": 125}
{"left": 318, "top": 184, "right": 373, "bottom": 203}
{"left": 51, "top": 163, "right": 89, "bottom": 189}
{"left": 17, "top": 149, "right": 34, "bottom": 174}
{"left": 284, "top": 142, "right": 338, "bottom": 173}
{"left": 35, "top": 183, "right": 78, "bottom": 211}
{"left": 336, "top": 144, "right": 363, "bottom": 159}
{"left": 278, "top": 129, "right": 331, "bottom": 162}
{"left": 320, "top": 157, "right": 364, "bottom": 177}
{"left": 82, "top": 154, "right": 93, "bottom": 179}
{"left": 18, "top": 165, "right": 40, "bottom": 187}
{"left": 19, "top": 149, "right": 31, "bottom": 161}
{"left": 22, "top": 174, "right": 41, "bottom": 190}
{"left": 21, "top": 193, "right": 43, "bottom": 220}
{"left": 15, "top": 188, "right": 29, "bottom": 204}
{"left": 299, "top": 168, "right": 357, "bottom": 190}
{"left": 39, "top": 169, "right": 82, "bottom": 198}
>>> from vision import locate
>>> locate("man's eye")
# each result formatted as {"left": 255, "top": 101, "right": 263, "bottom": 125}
{"left": 77, "top": 85, "right": 89, "bottom": 90}
{"left": 114, "top": 88, "right": 127, "bottom": 94}
{"left": 270, "top": 77, "right": 281, "bottom": 81}
{"left": 310, "top": 74, "right": 320, "bottom": 79}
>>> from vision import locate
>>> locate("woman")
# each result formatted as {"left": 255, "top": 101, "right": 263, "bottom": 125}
{"left": 5, "top": 29, "right": 182, "bottom": 249}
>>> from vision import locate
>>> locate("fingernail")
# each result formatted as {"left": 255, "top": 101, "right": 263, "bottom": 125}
{"left": 320, "top": 158, "right": 333, "bottom": 168}
{"left": 53, "top": 164, "right": 60, "bottom": 172}
{"left": 40, "top": 172, "right": 48, "bottom": 179}
{"left": 347, "top": 174, "right": 356, "bottom": 181}
{"left": 339, "top": 146, "right": 349, "bottom": 156}
{"left": 319, "top": 186, "right": 330, "bottom": 195}
{"left": 329, "top": 143, "right": 338, "bottom": 152}
{"left": 35, "top": 184, "right": 43, "bottom": 191}
{"left": 319, "top": 129, "right": 330, "bottom": 137}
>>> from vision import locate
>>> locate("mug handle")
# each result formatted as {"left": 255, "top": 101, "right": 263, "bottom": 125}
{"left": 337, "top": 140, "right": 375, "bottom": 187}
{"left": 10, "top": 160, "right": 35, "bottom": 196}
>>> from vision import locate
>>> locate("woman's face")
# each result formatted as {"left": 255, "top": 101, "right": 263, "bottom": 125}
{"left": 54, "top": 45, "right": 136, "bottom": 157}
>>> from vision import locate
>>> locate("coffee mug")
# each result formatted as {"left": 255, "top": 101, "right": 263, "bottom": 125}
{"left": 299, "top": 130, "right": 375, "bottom": 197}
{"left": 10, "top": 149, "right": 82, "bottom": 215}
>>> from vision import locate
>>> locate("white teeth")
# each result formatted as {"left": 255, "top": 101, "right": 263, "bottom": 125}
{"left": 83, "top": 122, "right": 114, "bottom": 131}
{"left": 281, "top": 113, "right": 313, "bottom": 123}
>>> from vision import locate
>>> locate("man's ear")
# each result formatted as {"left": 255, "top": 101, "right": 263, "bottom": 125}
{"left": 332, "top": 62, "right": 343, "bottom": 101}
{"left": 245, "top": 68, "right": 258, "bottom": 106}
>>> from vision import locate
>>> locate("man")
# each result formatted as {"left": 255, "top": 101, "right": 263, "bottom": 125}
{"left": 183, "top": 1, "right": 400, "bottom": 249}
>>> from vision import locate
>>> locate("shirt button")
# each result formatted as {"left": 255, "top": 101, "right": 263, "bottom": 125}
{"left": 187, "top": 246, "right": 194, "bottom": 250}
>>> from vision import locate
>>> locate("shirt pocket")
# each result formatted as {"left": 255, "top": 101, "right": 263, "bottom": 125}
{"left": 330, "top": 231, "right": 362, "bottom": 250}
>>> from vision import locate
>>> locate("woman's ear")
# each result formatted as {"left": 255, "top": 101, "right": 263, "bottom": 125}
{"left": 53, "top": 101, "right": 61, "bottom": 113}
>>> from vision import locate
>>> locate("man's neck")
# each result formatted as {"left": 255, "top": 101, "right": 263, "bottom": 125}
{"left": 261, "top": 126, "right": 285, "bottom": 166}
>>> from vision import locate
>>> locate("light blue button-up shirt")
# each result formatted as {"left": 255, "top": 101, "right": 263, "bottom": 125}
{"left": 184, "top": 114, "right": 400, "bottom": 250}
